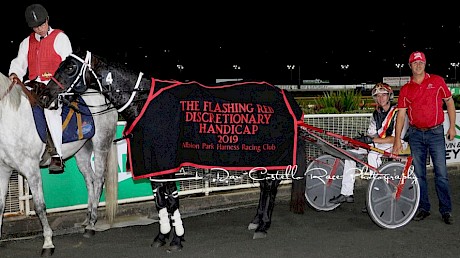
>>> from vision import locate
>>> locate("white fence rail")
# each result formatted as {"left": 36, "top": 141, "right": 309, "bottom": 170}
{"left": 2, "top": 113, "right": 420, "bottom": 217}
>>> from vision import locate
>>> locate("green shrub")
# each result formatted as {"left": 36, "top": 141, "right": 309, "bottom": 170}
{"left": 453, "top": 95, "right": 460, "bottom": 110}
{"left": 314, "top": 90, "right": 362, "bottom": 113}
{"left": 317, "top": 107, "right": 340, "bottom": 114}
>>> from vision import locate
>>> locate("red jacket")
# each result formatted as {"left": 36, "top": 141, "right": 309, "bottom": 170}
{"left": 27, "top": 29, "right": 63, "bottom": 81}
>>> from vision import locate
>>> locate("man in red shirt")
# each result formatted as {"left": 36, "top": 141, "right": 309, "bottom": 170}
{"left": 393, "top": 51, "right": 456, "bottom": 225}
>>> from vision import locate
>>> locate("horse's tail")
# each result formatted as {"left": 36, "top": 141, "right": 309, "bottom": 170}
{"left": 290, "top": 134, "right": 306, "bottom": 214}
{"left": 105, "top": 141, "right": 119, "bottom": 225}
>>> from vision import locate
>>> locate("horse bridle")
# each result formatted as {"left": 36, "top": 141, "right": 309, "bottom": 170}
{"left": 58, "top": 51, "right": 144, "bottom": 113}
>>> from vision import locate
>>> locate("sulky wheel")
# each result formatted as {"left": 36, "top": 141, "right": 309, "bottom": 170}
{"left": 304, "top": 154, "right": 344, "bottom": 211}
{"left": 366, "top": 161, "right": 420, "bottom": 229}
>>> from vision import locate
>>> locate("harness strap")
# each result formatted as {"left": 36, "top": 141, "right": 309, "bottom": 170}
{"left": 77, "top": 110, "right": 83, "bottom": 140}
{"left": 117, "top": 71, "right": 143, "bottom": 112}
{"left": 62, "top": 106, "right": 75, "bottom": 130}
{"left": 62, "top": 101, "right": 84, "bottom": 140}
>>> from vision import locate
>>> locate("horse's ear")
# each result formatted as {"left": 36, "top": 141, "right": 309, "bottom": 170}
{"left": 74, "top": 46, "right": 82, "bottom": 55}
{"left": 70, "top": 47, "right": 85, "bottom": 60}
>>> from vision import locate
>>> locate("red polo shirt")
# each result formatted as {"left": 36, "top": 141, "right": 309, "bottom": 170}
{"left": 397, "top": 73, "right": 451, "bottom": 128}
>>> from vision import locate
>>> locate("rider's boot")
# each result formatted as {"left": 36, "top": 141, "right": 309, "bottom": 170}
{"left": 47, "top": 129, "right": 64, "bottom": 174}
{"left": 49, "top": 156, "right": 64, "bottom": 174}
{"left": 40, "top": 130, "right": 52, "bottom": 166}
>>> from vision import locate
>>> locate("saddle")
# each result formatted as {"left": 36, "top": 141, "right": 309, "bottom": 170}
{"left": 11, "top": 81, "right": 94, "bottom": 166}
{"left": 24, "top": 80, "right": 95, "bottom": 142}
{"left": 32, "top": 97, "right": 95, "bottom": 141}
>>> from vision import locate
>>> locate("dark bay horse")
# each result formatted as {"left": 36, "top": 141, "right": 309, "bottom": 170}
{"left": 0, "top": 72, "right": 119, "bottom": 256}
{"left": 43, "top": 50, "right": 307, "bottom": 252}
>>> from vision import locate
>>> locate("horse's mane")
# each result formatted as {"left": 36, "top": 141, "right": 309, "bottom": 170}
{"left": 74, "top": 49, "right": 141, "bottom": 78}
{"left": 0, "top": 72, "right": 24, "bottom": 112}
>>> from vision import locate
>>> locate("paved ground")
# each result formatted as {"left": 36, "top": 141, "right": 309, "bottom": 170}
{"left": 1, "top": 167, "right": 460, "bottom": 258}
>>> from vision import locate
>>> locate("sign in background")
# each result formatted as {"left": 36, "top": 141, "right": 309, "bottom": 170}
{"left": 444, "top": 112, "right": 460, "bottom": 164}
{"left": 383, "top": 76, "right": 411, "bottom": 87}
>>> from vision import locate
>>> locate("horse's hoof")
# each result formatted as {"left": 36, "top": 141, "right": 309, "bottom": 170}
{"left": 83, "top": 229, "right": 96, "bottom": 238}
{"left": 166, "top": 244, "right": 183, "bottom": 253}
{"left": 253, "top": 231, "right": 267, "bottom": 239}
{"left": 151, "top": 240, "right": 166, "bottom": 248}
{"left": 41, "top": 247, "right": 55, "bottom": 256}
{"left": 248, "top": 223, "right": 258, "bottom": 230}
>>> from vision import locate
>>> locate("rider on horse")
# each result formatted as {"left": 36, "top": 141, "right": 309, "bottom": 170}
{"left": 8, "top": 4, "right": 73, "bottom": 173}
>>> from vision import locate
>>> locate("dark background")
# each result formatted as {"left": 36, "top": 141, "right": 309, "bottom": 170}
{"left": 3, "top": 2, "right": 460, "bottom": 85}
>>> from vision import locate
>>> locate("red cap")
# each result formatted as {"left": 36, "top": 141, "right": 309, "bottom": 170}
{"left": 409, "top": 51, "right": 426, "bottom": 63}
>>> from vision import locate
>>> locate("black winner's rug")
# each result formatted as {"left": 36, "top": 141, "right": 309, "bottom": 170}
{"left": 123, "top": 79, "right": 304, "bottom": 179}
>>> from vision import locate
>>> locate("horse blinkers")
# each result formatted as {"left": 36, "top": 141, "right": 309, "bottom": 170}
{"left": 57, "top": 57, "right": 88, "bottom": 94}
{"left": 67, "top": 58, "right": 88, "bottom": 93}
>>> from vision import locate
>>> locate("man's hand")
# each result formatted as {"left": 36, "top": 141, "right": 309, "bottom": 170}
{"left": 392, "top": 141, "right": 402, "bottom": 154}
{"left": 447, "top": 126, "right": 456, "bottom": 141}
{"left": 8, "top": 73, "right": 20, "bottom": 84}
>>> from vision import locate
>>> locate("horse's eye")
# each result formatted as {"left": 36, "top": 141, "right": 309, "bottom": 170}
{"left": 66, "top": 63, "right": 79, "bottom": 77}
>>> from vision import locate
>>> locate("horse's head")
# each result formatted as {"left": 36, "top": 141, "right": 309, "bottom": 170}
{"left": 47, "top": 50, "right": 151, "bottom": 123}
{"left": 43, "top": 51, "right": 102, "bottom": 108}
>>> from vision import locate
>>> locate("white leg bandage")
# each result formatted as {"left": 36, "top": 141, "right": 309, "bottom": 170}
{"left": 158, "top": 208, "right": 171, "bottom": 234}
{"left": 171, "top": 210, "right": 184, "bottom": 236}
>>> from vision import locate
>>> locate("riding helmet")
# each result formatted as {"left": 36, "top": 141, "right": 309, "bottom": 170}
{"left": 25, "top": 4, "right": 48, "bottom": 28}
{"left": 371, "top": 82, "right": 394, "bottom": 102}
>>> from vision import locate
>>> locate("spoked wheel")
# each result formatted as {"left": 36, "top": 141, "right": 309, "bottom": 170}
{"left": 366, "top": 161, "right": 420, "bottom": 229}
{"left": 305, "top": 154, "right": 344, "bottom": 211}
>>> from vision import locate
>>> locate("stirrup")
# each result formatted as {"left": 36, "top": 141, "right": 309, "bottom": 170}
{"left": 49, "top": 157, "right": 64, "bottom": 174}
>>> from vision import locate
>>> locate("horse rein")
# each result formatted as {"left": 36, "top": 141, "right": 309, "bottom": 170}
{"left": 0, "top": 78, "right": 38, "bottom": 106}
{"left": 65, "top": 51, "right": 144, "bottom": 113}
{"left": 0, "top": 80, "right": 17, "bottom": 102}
